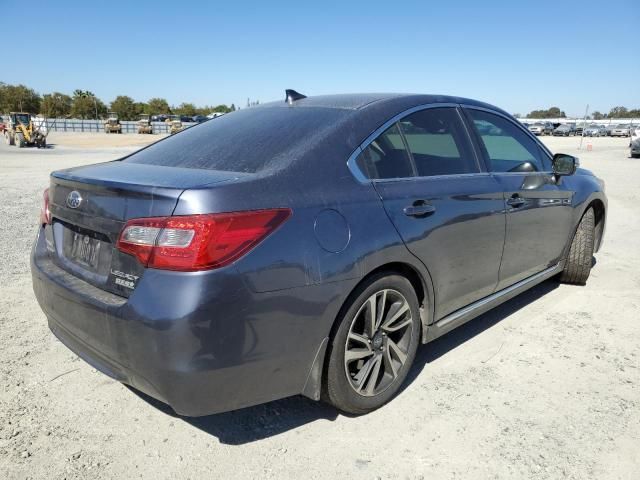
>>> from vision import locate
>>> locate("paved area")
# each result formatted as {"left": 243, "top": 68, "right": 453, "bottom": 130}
{"left": 0, "top": 135, "right": 638, "bottom": 479}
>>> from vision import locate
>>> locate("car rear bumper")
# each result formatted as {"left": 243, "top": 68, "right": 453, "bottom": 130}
{"left": 31, "top": 228, "right": 340, "bottom": 416}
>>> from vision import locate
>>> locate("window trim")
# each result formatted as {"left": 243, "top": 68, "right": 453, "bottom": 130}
{"left": 460, "top": 105, "right": 554, "bottom": 174}
{"left": 346, "top": 103, "right": 484, "bottom": 183}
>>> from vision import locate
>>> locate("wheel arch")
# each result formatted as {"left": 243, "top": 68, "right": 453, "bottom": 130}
{"left": 301, "top": 260, "right": 436, "bottom": 402}
{"left": 587, "top": 198, "right": 606, "bottom": 252}
{"left": 302, "top": 261, "right": 434, "bottom": 400}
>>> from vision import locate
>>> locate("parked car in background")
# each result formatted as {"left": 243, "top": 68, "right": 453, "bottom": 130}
{"left": 553, "top": 124, "right": 576, "bottom": 136}
{"left": 575, "top": 125, "right": 584, "bottom": 136}
{"left": 542, "top": 122, "right": 554, "bottom": 135}
{"left": 31, "top": 92, "right": 607, "bottom": 416}
{"left": 630, "top": 127, "right": 640, "bottom": 158}
{"left": 192, "top": 115, "right": 209, "bottom": 123}
{"left": 528, "top": 123, "right": 545, "bottom": 135}
{"left": 584, "top": 125, "right": 607, "bottom": 137}
{"left": 610, "top": 125, "right": 630, "bottom": 137}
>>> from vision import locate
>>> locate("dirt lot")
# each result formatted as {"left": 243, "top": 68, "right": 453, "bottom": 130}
{"left": 0, "top": 134, "right": 638, "bottom": 479}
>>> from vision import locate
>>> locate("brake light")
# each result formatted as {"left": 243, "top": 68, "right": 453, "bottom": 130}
{"left": 40, "top": 188, "right": 51, "bottom": 225}
{"left": 117, "top": 209, "right": 291, "bottom": 271}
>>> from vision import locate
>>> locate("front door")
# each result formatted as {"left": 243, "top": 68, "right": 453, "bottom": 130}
{"left": 464, "top": 107, "right": 574, "bottom": 290}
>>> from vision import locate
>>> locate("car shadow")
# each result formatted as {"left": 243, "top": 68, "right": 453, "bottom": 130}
{"left": 401, "top": 278, "right": 560, "bottom": 392}
{"left": 128, "top": 278, "right": 560, "bottom": 445}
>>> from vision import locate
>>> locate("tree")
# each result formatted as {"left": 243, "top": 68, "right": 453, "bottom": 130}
{"left": 608, "top": 106, "right": 628, "bottom": 118}
{"left": 175, "top": 102, "right": 197, "bottom": 116}
{"left": 71, "top": 90, "right": 106, "bottom": 119}
{"left": 527, "top": 106, "right": 566, "bottom": 118}
{"left": 591, "top": 111, "right": 604, "bottom": 120}
{"left": 41, "top": 92, "right": 72, "bottom": 117}
{"left": 146, "top": 97, "right": 171, "bottom": 115}
{"left": 110, "top": 95, "right": 138, "bottom": 120}
{"left": 0, "top": 83, "right": 41, "bottom": 113}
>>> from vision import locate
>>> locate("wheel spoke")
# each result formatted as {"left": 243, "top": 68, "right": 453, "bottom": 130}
{"left": 382, "top": 315, "right": 412, "bottom": 333}
{"left": 383, "top": 344, "right": 398, "bottom": 379}
{"left": 381, "top": 302, "right": 410, "bottom": 331}
{"left": 364, "top": 355, "right": 383, "bottom": 395}
{"left": 366, "top": 295, "right": 377, "bottom": 337}
{"left": 353, "top": 356, "right": 376, "bottom": 391}
{"left": 348, "top": 331, "right": 370, "bottom": 346}
{"left": 387, "top": 338, "right": 407, "bottom": 366}
{"left": 374, "top": 290, "right": 387, "bottom": 331}
{"left": 345, "top": 348, "right": 374, "bottom": 363}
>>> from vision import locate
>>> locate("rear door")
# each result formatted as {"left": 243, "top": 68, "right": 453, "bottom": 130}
{"left": 355, "top": 106, "right": 506, "bottom": 319}
{"left": 463, "top": 107, "right": 574, "bottom": 290}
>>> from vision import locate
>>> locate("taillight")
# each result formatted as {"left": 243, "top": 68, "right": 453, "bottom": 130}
{"left": 40, "top": 188, "right": 51, "bottom": 225}
{"left": 116, "top": 209, "right": 291, "bottom": 271}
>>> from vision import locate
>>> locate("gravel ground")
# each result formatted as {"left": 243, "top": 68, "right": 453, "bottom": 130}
{"left": 0, "top": 135, "right": 638, "bottom": 479}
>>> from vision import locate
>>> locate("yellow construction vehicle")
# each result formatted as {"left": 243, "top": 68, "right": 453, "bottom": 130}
{"left": 104, "top": 112, "right": 122, "bottom": 134}
{"left": 3, "top": 112, "right": 47, "bottom": 148}
{"left": 137, "top": 114, "right": 153, "bottom": 134}
{"left": 166, "top": 115, "right": 183, "bottom": 135}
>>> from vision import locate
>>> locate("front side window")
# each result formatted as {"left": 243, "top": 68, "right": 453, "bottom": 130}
{"left": 355, "top": 124, "right": 414, "bottom": 179}
{"left": 466, "top": 109, "right": 546, "bottom": 173}
{"left": 398, "top": 107, "right": 478, "bottom": 177}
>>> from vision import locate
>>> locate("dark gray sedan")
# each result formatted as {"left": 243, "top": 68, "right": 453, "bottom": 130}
{"left": 32, "top": 92, "right": 607, "bottom": 415}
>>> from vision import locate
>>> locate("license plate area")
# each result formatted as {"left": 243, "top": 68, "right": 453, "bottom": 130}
{"left": 69, "top": 233, "right": 101, "bottom": 269}
{"left": 56, "top": 221, "right": 113, "bottom": 278}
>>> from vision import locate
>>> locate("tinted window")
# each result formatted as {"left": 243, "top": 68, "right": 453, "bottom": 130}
{"left": 355, "top": 124, "right": 414, "bottom": 179}
{"left": 467, "top": 109, "right": 545, "bottom": 173}
{"left": 399, "top": 108, "right": 478, "bottom": 176}
{"left": 124, "top": 107, "right": 351, "bottom": 173}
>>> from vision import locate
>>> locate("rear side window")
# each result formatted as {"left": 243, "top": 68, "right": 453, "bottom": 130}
{"left": 355, "top": 124, "right": 415, "bottom": 179}
{"left": 398, "top": 108, "right": 478, "bottom": 177}
{"left": 466, "top": 109, "right": 546, "bottom": 173}
{"left": 123, "top": 107, "right": 351, "bottom": 173}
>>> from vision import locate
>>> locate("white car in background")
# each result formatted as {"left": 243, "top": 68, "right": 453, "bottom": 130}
{"left": 527, "top": 123, "right": 545, "bottom": 135}
{"left": 610, "top": 125, "right": 630, "bottom": 137}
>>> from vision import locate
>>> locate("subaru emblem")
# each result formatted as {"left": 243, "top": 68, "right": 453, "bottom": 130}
{"left": 66, "top": 191, "right": 83, "bottom": 209}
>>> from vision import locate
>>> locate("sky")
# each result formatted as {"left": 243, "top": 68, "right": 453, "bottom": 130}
{"left": 2, "top": 0, "right": 639, "bottom": 117}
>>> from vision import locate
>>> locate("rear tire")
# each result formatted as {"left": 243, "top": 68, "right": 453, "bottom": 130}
{"left": 560, "top": 208, "right": 595, "bottom": 285}
{"left": 324, "top": 273, "right": 421, "bottom": 414}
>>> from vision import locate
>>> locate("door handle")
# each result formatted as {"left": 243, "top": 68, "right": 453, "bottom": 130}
{"left": 506, "top": 194, "right": 526, "bottom": 208}
{"left": 403, "top": 201, "right": 436, "bottom": 217}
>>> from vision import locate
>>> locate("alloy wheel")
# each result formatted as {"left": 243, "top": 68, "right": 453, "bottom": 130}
{"left": 344, "top": 289, "right": 414, "bottom": 397}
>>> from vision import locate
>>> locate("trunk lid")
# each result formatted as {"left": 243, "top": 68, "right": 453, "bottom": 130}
{"left": 47, "top": 161, "right": 241, "bottom": 297}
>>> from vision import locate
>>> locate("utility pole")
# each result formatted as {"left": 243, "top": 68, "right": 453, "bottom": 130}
{"left": 579, "top": 104, "right": 589, "bottom": 150}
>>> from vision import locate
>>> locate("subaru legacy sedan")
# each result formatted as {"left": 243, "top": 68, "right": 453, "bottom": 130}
{"left": 32, "top": 92, "right": 607, "bottom": 415}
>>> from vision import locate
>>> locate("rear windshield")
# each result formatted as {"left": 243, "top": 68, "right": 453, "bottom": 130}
{"left": 123, "top": 107, "right": 351, "bottom": 173}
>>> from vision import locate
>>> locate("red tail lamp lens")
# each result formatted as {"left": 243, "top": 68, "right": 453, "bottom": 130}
{"left": 116, "top": 209, "right": 291, "bottom": 271}
{"left": 40, "top": 188, "right": 51, "bottom": 225}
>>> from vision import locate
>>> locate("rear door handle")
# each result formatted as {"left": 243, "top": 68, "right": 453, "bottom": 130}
{"left": 506, "top": 194, "right": 526, "bottom": 208}
{"left": 403, "top": 201, "right": 436, "bottom": 217}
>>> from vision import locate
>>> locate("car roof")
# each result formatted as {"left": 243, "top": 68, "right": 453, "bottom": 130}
{"left": 261, "top": 92, "right": 509, "bottom": 116}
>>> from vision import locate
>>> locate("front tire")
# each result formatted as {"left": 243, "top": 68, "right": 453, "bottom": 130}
{"left": 324, "top": 274, "right": 421, "bottom": 414}
{"left": 560, "top": 208, "right": 595, "bottom": 285}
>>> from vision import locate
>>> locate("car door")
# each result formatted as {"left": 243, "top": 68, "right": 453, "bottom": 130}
{"left": 353, "top": 106, "right": 506, "bottom": 319}
{"left": 463, "top": 107, "right": 575, "bottom": 290}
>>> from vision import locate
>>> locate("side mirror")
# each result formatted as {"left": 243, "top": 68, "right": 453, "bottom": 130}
{"left": 552, "top": 153, "right": 578, "bottom": 176}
